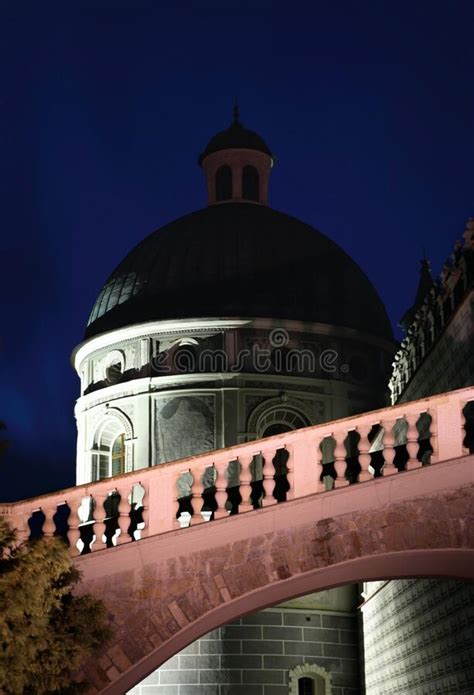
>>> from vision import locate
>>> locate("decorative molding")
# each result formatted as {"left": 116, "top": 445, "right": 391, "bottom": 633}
{"left": 73, "top": 318, "right": 252, "bottom": 370}
{"left": 72, "top": 316, "right": 396, "bottom": 373}
{"left": 87, "top": 406, "right": 134, "bottom": 449}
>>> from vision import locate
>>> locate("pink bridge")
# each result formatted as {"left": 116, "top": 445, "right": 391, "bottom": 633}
{"left": 2, "top": 387, "right": 474, "bottom": 694}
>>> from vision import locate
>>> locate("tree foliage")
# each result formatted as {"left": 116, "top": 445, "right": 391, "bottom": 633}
{"left": 0, "top": 517, "right": 111, "bottom": 694}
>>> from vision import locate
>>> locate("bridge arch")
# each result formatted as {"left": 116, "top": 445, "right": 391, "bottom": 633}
{"left": 73, "top": 458, "right": 474, "bottom": 694}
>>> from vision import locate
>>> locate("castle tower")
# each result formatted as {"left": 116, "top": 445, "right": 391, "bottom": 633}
{"left": 72, "top": 110, "right": 395, "bottom": 488}
{"left": 72, "top": 111, "right": 397, "bottom": 693}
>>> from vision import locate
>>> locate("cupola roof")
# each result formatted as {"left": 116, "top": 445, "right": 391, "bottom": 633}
{"left": 85, "top": 203, "right": 393, "bottom": 342}
{"left": 198, "top": 106, "right": 273, "bottom": 166}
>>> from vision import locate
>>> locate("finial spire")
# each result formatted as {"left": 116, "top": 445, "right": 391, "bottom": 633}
{"left": 233, "top": 99, "right": 240, "bottom": 124}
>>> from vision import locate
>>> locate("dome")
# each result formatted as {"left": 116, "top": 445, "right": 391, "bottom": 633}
{"left": 198, "top": 113, "right": 273, "bottom": 165}
{"left": 86, "top": 203, "right": 393, "bottom": 341}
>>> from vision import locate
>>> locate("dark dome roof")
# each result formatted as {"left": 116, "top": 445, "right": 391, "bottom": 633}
{"left": 198, "top": 119, "right": 273, "bottom": 165}
{"left": 86, "top": 203, "right": 393, "bottom": 341}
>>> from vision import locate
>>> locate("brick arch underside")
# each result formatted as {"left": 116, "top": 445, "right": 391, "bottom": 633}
{"left": 75, "top": 466, "right": 474, "bottom": 695}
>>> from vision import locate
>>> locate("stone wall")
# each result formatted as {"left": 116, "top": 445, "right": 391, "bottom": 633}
{"left": 128, "top": 607, "right": 360, "bottom": 695}
{"left": 361, "top": 579, "right": 474, "bottom": 694}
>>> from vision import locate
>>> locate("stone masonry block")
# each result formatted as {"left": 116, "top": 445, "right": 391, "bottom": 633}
{"left": 303, "top": 627, "right": 340, "bottom": 643}
{"left": 243, "top": 640, "right": 283, "bottom": 655}
{"left": 242, "top": 669, "right": 285, "bottom": 684}
{"left": 323, "top": 643, "right": 358, "bottom": 659}
{"left": 241, "top": 612, "right": 283, "bottom": 625}
{"left": 284, "top": 640, "right": 323, "bottom": 657}
{"left": 159, "top": 669, "right": 199, "bottom": 684}
{"left": 222, "top": 625, "right": 263, "bottom": 640}
{"left": 283, "top": 612, "right": 322, "bottom": 627}
{"left": 199, "top": 669, "right": 243, "bottom": 684}
{"left": 220, "top": 686, "right": 263, "bottom": 695}
{"left": 179, "top": 687, "right": 219, "bottom": 695}
{"left": 221, "top": 654, "right": 263, "bottom": 669}
{"left": 179, "top": 654, "right": 220, "bottom": 670}
{"left": 200, "top": 639, "right": 241, "bottom": 655}
{"left": 322, "top": 614, "right": 357, "bottom": 630}
{"left": 263, "top": 626, "right": 302, "bottom": 640}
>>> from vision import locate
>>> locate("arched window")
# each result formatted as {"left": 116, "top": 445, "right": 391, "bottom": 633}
{"left": 257, "top": 406, "right": 310, "bottom": 437}
{"left": 215, "top": 165, "right": 232, "bottom": 201}
{"left": 242, "top": 165, "right": 259, "bottom": 201}
{"left": 106, "top": 361, "right": 122, "bottom": 384}
{"left": 91, "top": 412, "right": 133, "bottom": 481}
{"left": 103, "top": 350, "right": 125, "bottom": 385}
{"left": 289, "top": 664, "right": 332, "bottom": 695}
{"left": 111, "top": 433, "right": 125, "bottom": 476}
{"left": 299, "top": 677, "right": 314, "bottom": 695}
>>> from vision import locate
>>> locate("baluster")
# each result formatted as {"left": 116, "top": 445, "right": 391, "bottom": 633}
{"left": 315, "top": 437, "right": 322, "bottom": 486}
{"left": 67, "top": 500, "right": 81, "bottom": 555}
{"left": 381, "top": 419, "right": 397, "bottom": 476}
{"left": 14, "top": 510, "right": 30, "bottom": 545}
{"left": 141, "top": 491, "right": 149, "bottom": 534}
{"left": 428, "top": 408, "right": 438, "bottom": 463}
{"left": 116, "top": 489, "right": 130, "bottom": 543}
{"left": 93, "top": 492, "right": 107, "bottom": 550}
{"left": 41, "top": 505, "right": 56, "bottom": 538}
{"left": 131, "top": 482, "right": 148, "bottom": 538}
{"left": 191, "top": 468, "right": 205, "bottom": 524}
{"left": 357, "top": 424, "right": 373, "bottom": 482}
{"left": 261, "top": 447, "right": 277, "bottom": 507}
{"left": 174, "top": 471, "right": 185, "bottom": 528}
{"left": 405, "top": 412, "right": 420, "bottom": 470}
{"left": 318, "top": 438, "right": 331, "bottom": 490}
{"left": 333, "top": 431, "right": 349, "bottom": 488}
{"left": 67, "top": 505, "right": 81, "bottom": 555}
{"left": 283, "top": 446, "right": 294, "bottom": 500}
{"left": 461, "top": 402, "right": 468, "bottom": 455}
{"left": 214, "top": 462, "right": 228, "bottom": 519}
{"left": 238, "top": 454, "right": 253, "bottom": 512}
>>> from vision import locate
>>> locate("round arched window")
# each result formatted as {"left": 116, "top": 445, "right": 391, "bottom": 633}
{"left": 242, "top": 165, "right": 259, "bottom": 201}
{"left": 111, "top": 434, "right": 125, "bottom": 477}
{"left": 215, "top": 165, "right": 232, "bottom": 201}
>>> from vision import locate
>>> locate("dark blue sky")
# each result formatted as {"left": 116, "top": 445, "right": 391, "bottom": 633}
{"left": 1, "top": 2, "right": 472, "bottom": 501}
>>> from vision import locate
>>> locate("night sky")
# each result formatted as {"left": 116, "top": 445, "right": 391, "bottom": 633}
{"left": 1, "top": 2, "right": 472, "bottom": 501}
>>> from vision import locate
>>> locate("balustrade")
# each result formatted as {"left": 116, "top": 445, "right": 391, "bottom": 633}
{"left": 282, "top": 446, "right": 293, "bottom": 500}
{"left": 93, "top": 492, "right": 107, "bottom": 549}
{"left": 191, "top": 469, "right": 205, "bottom": 524}
{"left": 213, "top": 461, "right": 228, "bottom": 519}
{"left": 405, "top": 413, "right": 421, "bottom": 470}
{"left": 381, "top": 419, "right": 397, "bottom": 476}
{"left": 41, "top": 506, "right": 56, "bottom": 538}
{"left": 0, "top": 387, "right": 471, "bottom": 553}
{"left": 116, "top": 491, "right": 130, "bottom": 543}
{"left": 261, "top": 446, "right": 277, "bottom": 506}
{"left": 67, "top": 514, "right": 81, "bottom": 555}
{"left": 357, "top": 424, "right": 373, "bottom": 482}
{"left": 333, "top": 432, "right": 349, "bottom": 488}
{"left": 237, "top": 454, "right": 253, "bottom": 512}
